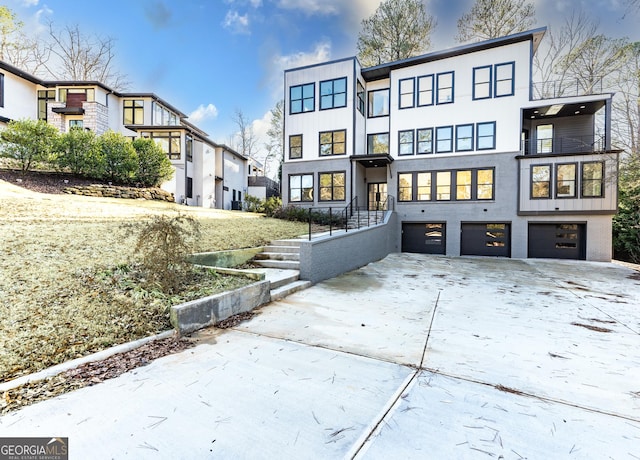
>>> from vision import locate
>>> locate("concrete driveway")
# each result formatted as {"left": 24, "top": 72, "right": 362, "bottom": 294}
{"left": 2, "top": 254, "right": 639, "bottom": 459}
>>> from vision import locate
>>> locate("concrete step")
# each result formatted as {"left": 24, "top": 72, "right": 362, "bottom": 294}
{"left": 253, "top": 259, "right": 300, "bottom": 270}
{"left": 263, "top": 245, "right": 301, "bottom": 254}
{"left": 254, "top": 252, "right": 300, "bottom": 261}
{"left": 270, "top": 280, "right": 312, "bottom": 301}
{"left": 270, "top": 239, "right": 303, "bottom": 247}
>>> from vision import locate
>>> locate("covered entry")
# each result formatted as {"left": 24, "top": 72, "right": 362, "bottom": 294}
{"left": 402, "top": 223, "right": 446, "bottom": 254}
{"left": 528, "top": 223, "right": 586, "bottom": 260}
{"left": 461, "top": 223, "right": 511, "bottom": 257}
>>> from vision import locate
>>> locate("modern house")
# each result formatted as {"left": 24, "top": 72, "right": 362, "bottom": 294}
{"left": 281, "top": 27, "right": 619, "bottom": 261}
{"left": 0, "top": 60, "right": 248, "bottom": 209}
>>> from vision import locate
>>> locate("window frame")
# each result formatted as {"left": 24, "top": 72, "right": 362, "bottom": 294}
{"left": 398, "top": 169, "right": 495, "bottom": 202}
{"left": 398, "top": 129, "right": 415, "bottom": 156}
{"left": 289, "top": 173, "right": 314, "bottom": 202}
{"left": 356, "top": 81, "right": 365, "bottom": 115}
{"left": 290, "top": 82, "right": 315, "bottom": 114}
{"left": 436, "top": 170, "right": 452, "bottom": 201}
{"left": 319, "top": 77, "right": 347, "bottom": 110}
{"left": 417, "top": 74, "right": 434, "bottom": 107}
{"left": 319, "top": 129, "right": 346, "bottom": 156}
{"left": 476, "top": 168, "right": 495, "bottom": 200}
{"left": 367, "top": 132, "right": 390, "bottom": 155}
{"left": 417, "top": 128, "right": 433, "bottom": 155}
{"left": 556, "top": 162, "right": 578, "bottom": 199}
{"left": 436, "top": 71, "right": 454, "bottom": 105}
{"left": 289, "top": 134, "right": 303, "bottom": 159}
{"left": 399, "top": 77, "right": 415, "bottom": 109}
{"left": 581, "top": 161, "right": 605, "bottom": 198}
{"left": 456, "top": 170, "right": 473, "bottom": 201}
{"left": 472, "top": 65, "right": 492, "bottom": 100}
{"left": 476, "top": 121, "right": 496, "bottom": 150}
{"left": 530, "top": 164, "right": 552, "bottom": 199}
{"left": 318, "top": 171, "right": 346, "bottom": 202}
{"left": 455, "top": 124, "right": 474, "bottom": 152}
{"left": 368, "top": 88, "right": 390, "bottom": 118}
{"left": 436, "top": 126, "right": 453, "bottom": 153}
{"left": 494, "top": 61, "right": 515, "bottom": 98}
{"left": 123, "top": 99, "right": 144, "bottom": 125}
{"left": 398, "top": 172, "right": 413, "bottom": 202}
{"left": 141, "top": 131, "right": 182, "bottom": 160}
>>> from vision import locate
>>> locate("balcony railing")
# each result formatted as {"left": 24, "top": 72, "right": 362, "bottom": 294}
{"left": 532, "top": 78, "right": 604, "bottom": 100}
{"left": 522, "top": 135, "right": 605, "bottom": 155}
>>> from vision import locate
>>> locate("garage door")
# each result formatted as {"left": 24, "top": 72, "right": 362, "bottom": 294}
{"left": 402, "top": 223, "right": 446, "bottom": 254}
{"left": 528, "top": 223, "right": 586, "bottom": 260}
{"left": 461, "top": 223, "right": 511, "bottom": 257}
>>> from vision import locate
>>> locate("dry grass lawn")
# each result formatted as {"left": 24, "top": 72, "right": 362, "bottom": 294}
{"left": 0, "top": 180, "right": 307, "bottom": 383}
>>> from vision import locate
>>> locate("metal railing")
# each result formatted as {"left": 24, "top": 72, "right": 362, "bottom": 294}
{"left": 532, "top": 77, "right": 605, "bottom": 100}
{"left": 521, "top": 135, "right": 606, "bottom": 155}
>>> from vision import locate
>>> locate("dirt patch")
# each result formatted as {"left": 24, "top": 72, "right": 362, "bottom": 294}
{"left": 495, "top": 384, "right": 525, "bottom": 396}
{"left": 1, "top": 335, "right": 193, "bottom": 414}
{"left": 571, "top": 322, "right": 613, "bottom": 333}
{"left": 215, "top": 311, "right": 257, "bottom": 329}
{"left": 627, "top": 272, "right": 640, "bottom": 281}
{"left": 0, "top": 168, "right": 104, "bottom": 195}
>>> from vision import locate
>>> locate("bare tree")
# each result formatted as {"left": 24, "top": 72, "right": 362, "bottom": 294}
{"left": 357, "top": 0, "right": 436, "bottom": 67}
{"left": 43, "top": 23, "right": 129, "bottom": 90}
{"left": 610, "top": 42, "right": 640, "bottom": 154}
{"left": 456, "top": 0, "right": 535, "bottom": 43}
{"left": 264, "top": 100, "right": 283, "bottom": 180}
{"left": 0, "top": 6, "right": 48, "bottom": 75}
{"left": 231, "top": 108, "right": 258, "bottom": 162}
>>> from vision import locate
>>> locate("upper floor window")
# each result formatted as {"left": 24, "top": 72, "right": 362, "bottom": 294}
{"left": 289, "top": 173, "right": 313, "bottom": 202}
{"left": 399, "top": 78, "right": 415, "bottom": 109}
{"left": 494, "top": 62, "right": 515, "bottom": 97}
{"left": 123, "top": 99, "right": 144, "bottom": 125}
{"left": 456, "top": 124, "right": 474, "bottom": 152}
{"left": 357, "top": 81, "right": 365, "bottom": 115}
{"left": 368, "top": 88, "right": 389, "bottom": 117}
{"left": 417, "top": 74, "right": 434, "bottom": 106}
{"left": 289, "top": 134, "right": 302, "bottom": 159}
{"left": 417, "top": 128, "right": 433, "bottom": 154}
{"left": 290, "top": 83, "right": 315, "bottom": 114}
{"left": 582, "top": 162, "right": 604, "bottom": 198}
{"left": 320, "top": 77, "right": 347, "bottom": 110}
{"left": 536, "top": 124, "right": 553, "bottom": 154}
{"left": 319, "top": 129, "right": 346, "bottom": 156}
{"left": 153, "top": 102, "right": 179, "bottom": 126}
{"left": 556, "top": 163, "right": 577, "bottom": 198}
{"left": 398, "top": 130, "right": 414, "bottom": 155}
{"left": 436, "top": 71, "right": 454, "bottom": 104}
{"left": 531, "top": 164, "right": 551, "bottom": 199}
{"left": 477, "top": 122, "right": 496, "bottom": 150}
{"left": 141, "top": 131, "right": 181, "bottom": 160}
{"left": 367, "top": 132, "right": 389, "bottom": 154}
{"left": 473, "top": 66, "right": 492, "bottom": 100}
{"left": 59, "top": 88, "right": 95, "bottom": 103}
{"left": 38, "top": 90, "right": 56, "bottom": 121}
{"left": 186, "top": 134, "right": 193, "bottom": 162}
{"left": 436, "top": 126, "right": 453, "bottom": 153}
{"left": 319, "top": 171, "right": 346, "bottom": 201}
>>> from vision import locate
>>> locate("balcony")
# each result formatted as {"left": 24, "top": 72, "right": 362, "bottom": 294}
{"left": 532, "top": 77, "right": 605, "bottom": 100}
{"left": 521, "top": 135, "right": 605, "bottom": 156}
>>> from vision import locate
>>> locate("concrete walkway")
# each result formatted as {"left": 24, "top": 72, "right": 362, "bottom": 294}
{"left": 1, "top": 254, "right": 639, "bottom": 459}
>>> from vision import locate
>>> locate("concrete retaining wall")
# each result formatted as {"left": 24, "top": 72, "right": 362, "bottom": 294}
{"left": 299, "top": 212, "right": 399, "bottom": 284}
{"left": 170, "top": 280, "right": 270, "bottom": 335}
{"left": 64, "top": 184, "right": 175, "bottom": 202}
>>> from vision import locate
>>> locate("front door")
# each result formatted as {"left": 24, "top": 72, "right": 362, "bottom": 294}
{"left": 368, "top": 183, "right": 387, "bottom": 210}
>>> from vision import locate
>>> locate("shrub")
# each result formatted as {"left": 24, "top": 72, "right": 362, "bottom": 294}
{"left": 244, "top": 194, "right": 264, "bottom": 212}
{"left": 0, "top": 119, "right": 59, "bottom": 172}
{"left": 55, "top": 127, "right": 100, "bottom": 175}
{"left": 271, "top": 205, "right": 345, "bottom": 227}
{"left": 133, "top": 214, "right": 201, "bottom": 294}
{"left": 132, "top": 137, "right": 174, "bottom": 187}
{"left": 263, "top": 196, "right": 282, "bottom": 216}
{"left": 96, "top": 130, "right": 138, "bottom": 184}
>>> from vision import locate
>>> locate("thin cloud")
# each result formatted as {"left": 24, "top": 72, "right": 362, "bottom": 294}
{"left": 189, "top": 103, "right": 219, "bottom": 122}
{"left": 223, "top": 10, "right": 251, "bottom": 34}
{"left": 275, "top": 0, "right": 339, "bottom": 15}
{"left": 143, "top": 1, "right": 172, "bottom": 29}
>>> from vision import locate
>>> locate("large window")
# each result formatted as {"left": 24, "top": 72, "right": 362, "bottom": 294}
{"left": 399, "top": 78, "right": 415, "bottom": 109}
{"left": 368, "top": 88, "right": 390, "bottom": 117}
{"left": 477, "top": 122, "right": 496, "bottom": 150}
{"left": 556, "top": 163, "right": 577, "bottom": 198}
{"left": 536, "top": 124, "right": 553, "bottom": 153}
{"left": 290, "top": 83, "right": 315, "bottom": 114}
{"left": 417, "top": 173, "right": 432, "bottom": 200}
{"left": 398, "top": 173, "right": 413, "bottom": 201}
{"left": 153, "top": 102, "right": 179, "bottom": 125}
{"left": 477, "top": 169, "right": 494, "bottom": 200}
{"left": 123, "top": 99, "right": 144, "bottom": 125}
{"left": 456, "top": 170, "right": 472, "bottom": 200}
{"left": 357, "top": 81, "right": 365, "bottom": 115}
{"left": 38, "top": 90, "right": 56, "bottom": 121}
{"left": 417, "top": 74, "right": 434, "bottom": 106}
{"left": 289, "top": 174, "right": 313, "bottom": 202}
{"left": 320, "top": 77, "right": 347, "bottom": 110}
{"left": 436, "top": 71, "right": 454, "bottom": 104}
{"left": 141, "top": 131, "right": 181, "bottom": 160}
{"left": 367, "top": 132, "right": 389, "bottom": 155}
{"left": 456, "top": 124, "right": 474, "bottom": 152}
{"left": 398, "top": 130, "right": 414, "bottom": 155}
{"left": 582, "top": 162, "right": 604, "bottom": 198}
{"left": 531, "top": 164, "right": 551, "bottom": 198}
{"left": 399, "top": 169, "right": 494, "bottom": 202}
{"left": 473, "top": 66, "right": 492, "bottom": 100}
{"left": 417, "top": 128, "right": 433, "bottom": 155}
{"left": 436, "top": 126, "right": 453, "bottom": 153}
{"left": 319, "top": 171, "right": 346, "bottom": 201}
{"left": 319, "top": 130, "right": 346, "bottom": 156}
{"left": 436, "top": 171, "right": 451, "bottom": 200}
{"left": 289, "top": 134, "right": 302, "bottom": 159}
{"left": 494, "top": 62, "right": 515, "bottom": 97}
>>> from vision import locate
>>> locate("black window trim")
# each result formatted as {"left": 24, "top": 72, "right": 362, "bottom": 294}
{"left": 417, "top": 127, "right": 434, "bottom": 155}
{"left": 472, "top": 65, "right": 493, "bottom": 100}
{"left": 530, "top": 163, "right": 553, "bottom": 200}
{"left": 476, "top": 121, "right": 496, "bottom": 151}
{"left": 318, "top": 170, "right": 347, "bottom": 202}
{"left": 368, "top": 88, "right": 390, "bottom": 118}
{"left": 289, "top": 82, "right": 315, "bottom": 115}
{"left": 555, "top": 162, "right": 578, "bottom": 199}
{"left": 289, "top": 173, "right": 314, "bottom": 203}
{"left": 494, "top": 61, "right": 516, "bottom": 98}
{"left": 319, "top": 76, "right": 347, "bottom": 111}
{"left": 289, "top": 134, "right": 303, "bottom": 159}
{"left": 319, "top": 129, "right": 347, "bottom": 156}
{"left": 436, "top": 71, "right": 455, "bottom": 105}
{"left": 581, "top": 160, "right": 605, "bottom": 199}
{"left": 398, "top": 129, "right": 415, "bottom": 156}
{"left": 397, "top": 168, "right": 496, "bottom": 202}
{"left": 435, "top": 125, "right": 454, "bottom": 153}
{"left": 367, "top": 132, "right": 390, "bottom": 155}
{"left": 417, "top": 74, "right": 435, "bottom": 107}
{"left": 398, "top": 77, "right": 415, "bottom": 109}
{"left": 455, "top": 123, "right": 475, "bottom": 152}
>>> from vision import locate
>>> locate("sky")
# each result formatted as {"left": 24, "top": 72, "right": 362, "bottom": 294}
{"left": 3, "top": 0, "right": 639, "bottom": 172}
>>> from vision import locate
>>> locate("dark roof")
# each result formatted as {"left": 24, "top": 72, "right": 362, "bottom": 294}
{"left": 361, "top": 27, "right": 547, "bottom": 81}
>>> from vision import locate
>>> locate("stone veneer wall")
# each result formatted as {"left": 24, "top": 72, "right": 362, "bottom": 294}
{"left": 64, "top": 184, "right": 175, "bottom": 202}
{"left": 83, "top": 102, "right": 110, "bottom": 134}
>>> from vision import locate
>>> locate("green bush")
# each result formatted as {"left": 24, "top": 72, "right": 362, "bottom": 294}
{"left": 54, "top": 127, "right": 100, "bottom": 175}
{"left": 271, "top": 205, "right": 345, "bottom": 226}
{"left": 132, "top": 137, "right": 174, "bottom": 187}
{"left": 263, "top": 196, "right": 282, "bottom": 216}
{"left": 96, "top": 130, "right": 138, "bottom": 184}
{"left": 244, "top": 195, "right": 264, "bottom": 212}
{"left": 0, "top": 119, "right": 59, "bottom": 172}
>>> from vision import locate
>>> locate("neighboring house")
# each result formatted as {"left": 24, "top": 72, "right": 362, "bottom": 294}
{"left": 247, "top": 158, "right": 280, "bottom": 200}
{"left": 282, "top": 27, "right": 619, "bottom": 261}
{"left": 0, "top": 60, "right": 248, "bottom": 209}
